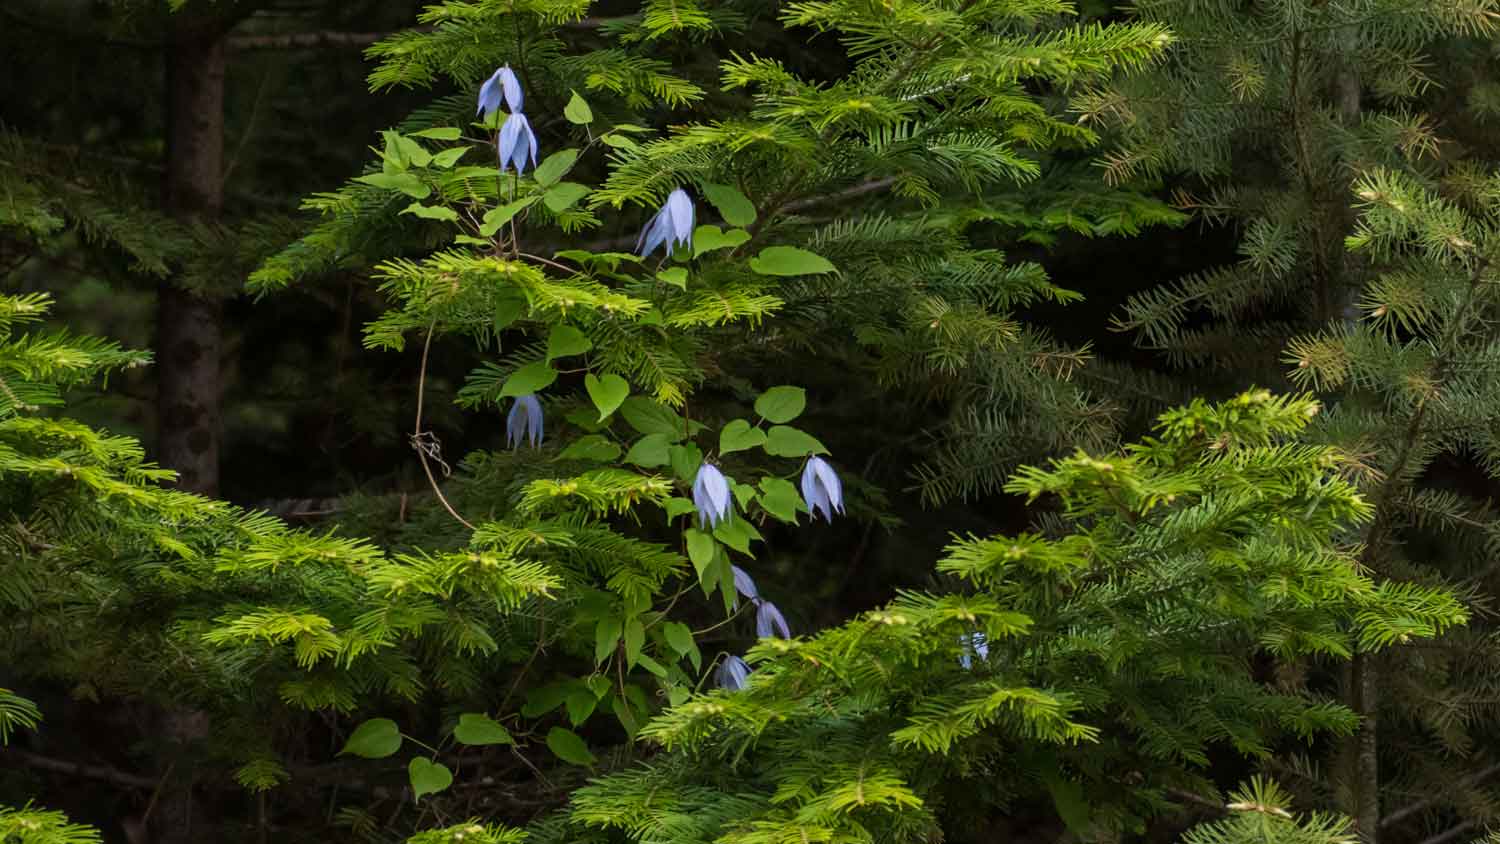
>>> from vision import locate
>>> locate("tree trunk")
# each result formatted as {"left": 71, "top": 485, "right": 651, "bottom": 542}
{"left": 160, "top": 27, "right": 226, "bottom": 497}
{"left": 153, "top": 22, "right": 228, "bottom": 844}
{"left": 1350, "top": 649, "right": 1380, "bottom": 842}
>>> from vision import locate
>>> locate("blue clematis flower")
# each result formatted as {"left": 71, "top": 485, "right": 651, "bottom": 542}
{"left": 498, "top": 112, "right": 539, "bottom": 175}
{"left": 800, "top": 455, "right": 845, "bottom": 522}
{"left": 506, "top": 394, "right": 544, "bottom": 448}
{"left": 755, "top": 599, "right": 791, "bottom": 639}
{"left": 716, "top": 654, "right": 751, "bottom": 691}
{"left": 731, "top": 565, "right": 759, "bottom": 602}
{"left": 692, "top": 462, "right": 732, "bottom": 528}
{"left": 477, "top": 65, "right": 523, "bottom": 119}
{"left": 958, "top": 632, "right": 989, "bottom": 670}
{"left": 636, "top": 188, "right": 695, "bottom": 258}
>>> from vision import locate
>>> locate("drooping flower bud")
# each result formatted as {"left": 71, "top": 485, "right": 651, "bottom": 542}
{"left": 506, "top": 394, "right": 544, "bottom": 448}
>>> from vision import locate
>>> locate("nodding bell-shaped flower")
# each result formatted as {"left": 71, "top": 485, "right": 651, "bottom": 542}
{"left": 636, "top": 188, "right": 695, "bottom": 258}
{"left": 506, "top": 394, "right": 544, "bottom": 448}
{"left": 755, "top": 599, "right": 791, "bottom": 639}
{"left": 498, "top": 112, "right": 539, "bottom": 175}
{"left": 731, "top": 565, "right": 759, "bottom": 603}
{"left": 692, "top": 462, "right": 732, "bottom": 529}
{"left": 716, "top": 654, "right": 751, "bottom": 691}
{"left": 477, "top": 65, "right": 523, "bottom": 119}
{"left": 800, "top": 455, "right": 845, "bottom": 522}
{"left": 958, "top": 632, "right": 989, "bottom": 670}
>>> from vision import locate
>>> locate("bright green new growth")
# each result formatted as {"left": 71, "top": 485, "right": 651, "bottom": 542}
{"left": 565, "top": 390, "right": 1462, "bottom": 843}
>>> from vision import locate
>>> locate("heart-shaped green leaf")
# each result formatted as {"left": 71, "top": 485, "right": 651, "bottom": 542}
{"left": 408, "top": 757, "right": 453, "bottom": 800}
{"left": 453, "top": 713, "right": 513, "bottom": 746}
{"left": 339, "top": 718, "right": 401, "bottom": 758}
{"left": 499, "top": 361, "right": 556, "bottom": 398}
{"left": 719, "top": 418, "right": 766, "bottom": 455}
{"left": 749, "top": 246, "right": 836, "bottom": 276}
{"left": 585, "top": 373, "right": 629, "bottom": 421}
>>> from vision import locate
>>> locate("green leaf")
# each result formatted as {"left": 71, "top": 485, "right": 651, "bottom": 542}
{"left": 685, "top": 529, "right": 716, "bottom": 579}
{"left": 585, "top": 373, "right": 629, "bottom": 421}
{"left": 731, "top": 479, "right": 757, "bottom": 510}
{"left": 396, "top": 134, "right": 432, "bottom": 167}
{"left": 624, "top": 619, "right": 645, "bottom": 668}
{"left": 559, "top": 434, "right": 621, "bottom": 462}
{"left": 534, "top": 149, "right": 579, "bottom": 187}
{"left": 565, "top": 689, "right": 598, "bottom": 725}
{"left": 340, "top": 718, "right": 401, "bottom": 758}
{"left": 636, "top": 653, "right": 668, "bottom": 678}
{"left": 354, "top": 172, "right": 430, "bottom": 199}
{"left": 521, "top": 683, "right": 572, "bottom": 717}
{"left": 758, "top": 476, "right": 804, "bottom": 523}
{"left": 765, "top": 425, "right": 828, "bottom": 457}
{"left": 493, "top": 291, "right": 527, "bottom": 331}
{"left": 749, "top": 246, "right": 837, "bottom": 276}
{"left": 564, "top": 90, "right": 594, "bottom": 124}
{"left": 430, "top": 147, "right": 468, "bottom": 168}
{"left": 453, "top": 713, "right": 513, "bottom": 746}
{"left": 545, "top": 727, "right": 596, "bottom": 766}
{"left": 409, "top": 758, "right": 453, "bottom": 800}
{"left": 657, "top": 267, "right": 688, "bottom": 289}
{"left": 411, "top": 126, "right": 462, "bottom": 140}
{"left": 754, "top": 386, "right": 806, "bottom": 423}
{"left": 620, "top": 397, "right": 684, "bottom": 438}
{"left": 664, "top": 497, "right": 697, "bottom": 521}
{"left": 547, "top": 325, "right": 593, "bottom": 361}
{"left": 669, "top": 443, "right": 703, "bottom": 483}
{"left": 600, "top": 133, "right": 639, "bottom": 150}
{"left": 480, "top": 196, "right": 541, "bottom": 236}
{"left": 692, "top": 225, "right": 751, "bottom": 257}
{"left": 703, "top": 183, "right": 757, "bottom": 227}
{"left": 625, "top": 433, "right": 671, "bottom": 467}
{"left": 544, "top": 182, "right": 591, "bottom": 212}
{"left": 401, "top": 202, "right": 460, "bottom": 222}
{"left": 719, "top": 418, "right": 766, "bottom": 455}
{"left": 612, "top": 695, "right": 640, "bottom": 738}
{"left": 586, "top": 675, "right": 612, "bottom": 698}
{"left": 714, "top": 517, "right": 761, "bottom": 555}
{"left": 500, "top": 361, "right": 557, "bottom": 398}
{"left": 663, "top": 621, "right": 695, "bottom": 656}
{"left": 595, "top": 618, "right": 621, "bottom": 664}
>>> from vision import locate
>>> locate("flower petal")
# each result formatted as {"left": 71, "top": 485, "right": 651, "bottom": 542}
{"left": 506, "top": 399, "right": 525, "bottom": 448}
{"left": 477, "top": 69, "right": 504, "bottom": 118}
{"left": 801, "top": 460, "right": 832, "bottom": 521}
{"left": 755, "top": 600, "right": 791, "bottom": 639}
{"left": 498, "top": 113, "right": 522, "bottom": 171}
{"left": 812, "top": 457, "right": 844, "bottom": 514}
{"left": 498, "top": 65, "right": 523, "bottom": 112}
{"left": 638, "top": 210, "right": 670, "bottom": 259}
{"left": 524, "top": 395, "right": 544, "bottom": 446}
{"left": 716, "top": 655, "right": 750, "bottom": 690}
{"left": 666, "top": 189, "right": 694, "bottom": 246}
{"left": 731, "top": 565, "right": 759, "bottom": 600}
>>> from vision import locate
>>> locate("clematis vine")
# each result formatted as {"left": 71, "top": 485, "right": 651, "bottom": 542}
{"left": 755, "top": 599, "right": 791, "bottom": 639}
{"left": 801, "top": 455, "right": 845, "bottom": 522}
{"left": 506, "top": 394, "right": 544, "bottom": 448}
{"left": 716, "top": 654, "right": 751, "bottom": 691}
{"left": 637, "top": 188, "right": 695, "bottom": 258}
{"left": 498, "top": 112, "right": 539, "bottom": 176}
{"left": 692, "top": 462, "right": 732, "bottom": 528}
{"left": 477, "top": 65, "right": 523, "bottom": 119}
